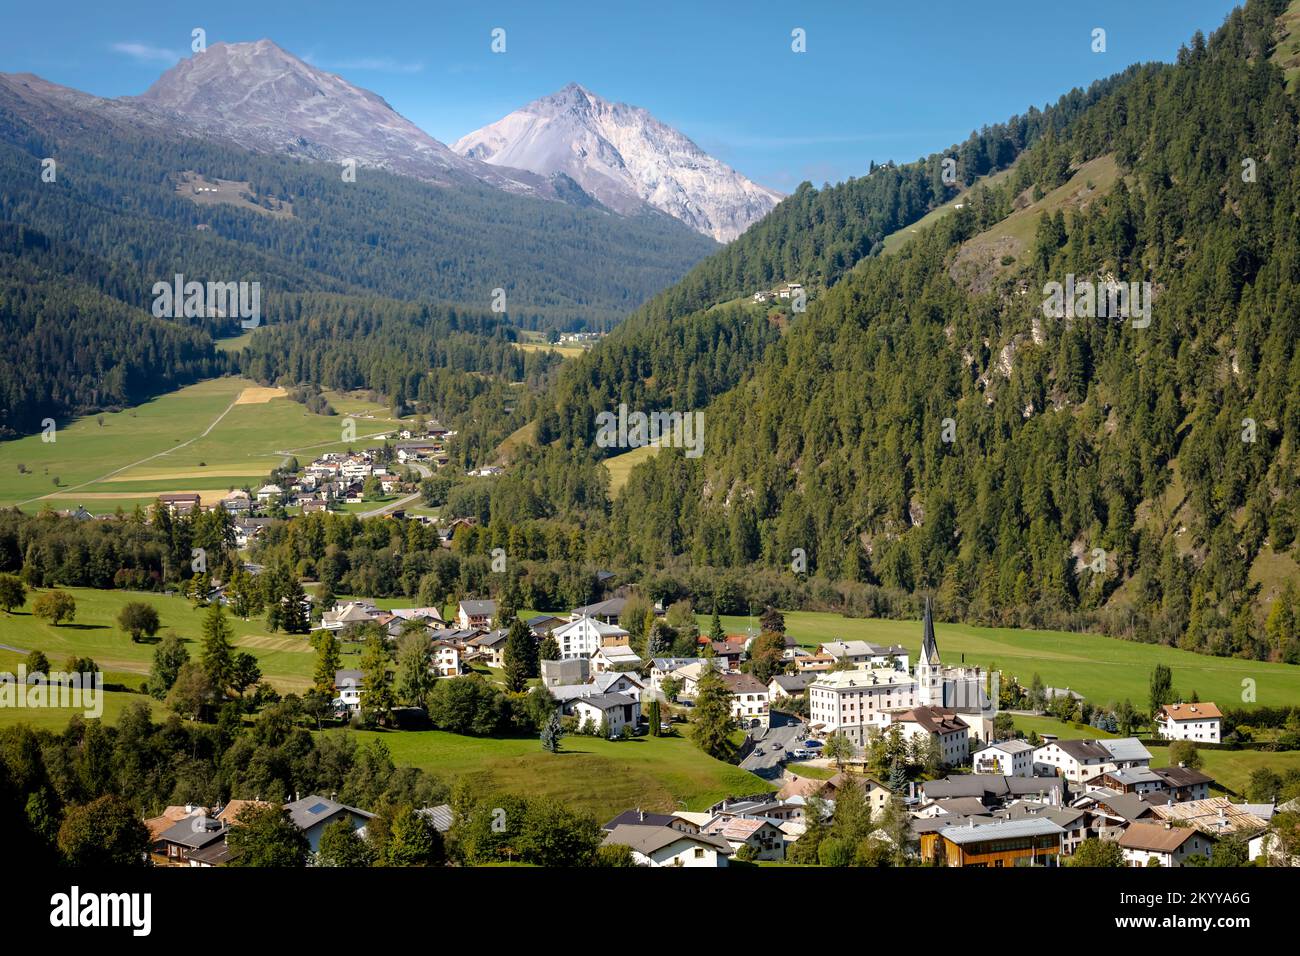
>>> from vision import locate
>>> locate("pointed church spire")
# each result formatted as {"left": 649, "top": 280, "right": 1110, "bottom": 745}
{"left": 921, "top": 596, "right": 939, "bottom": 665}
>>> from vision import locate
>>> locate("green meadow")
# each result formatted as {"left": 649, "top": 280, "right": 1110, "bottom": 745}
{"left": 0, "top": 587, "right": 363, "bottom": 705}
{"left": 329, "top": 727, "right": 771, "bottom": 821}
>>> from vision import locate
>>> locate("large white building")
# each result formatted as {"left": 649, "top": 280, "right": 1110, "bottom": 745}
{"left": 552, "top": 614, "right": 630, "bottom": 660}
{"left": 809, "top": 666, "right": 919, "bottom": 746}
{"left": 1157, "top": 702, "right": 1222, "bottom": 743}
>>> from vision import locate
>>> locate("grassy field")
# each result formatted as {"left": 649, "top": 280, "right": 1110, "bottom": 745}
{"left": 0, "top": 587, "right": 364, "bottom": 708}
{"left": 1011, "top": 714, "right": 1300, "bottom": 796}
{"left": 0, "top": 688, "right": 166, "bottom": 730}
{"left": 878, "top": 163, "right": 1019, "bottom": 256}
{"left": 948, "top": 155, "right": 1120, "bottom": 278}
{"left": 698, "top": 608, "right": 1300, "bottom": 709}
{"left": 329, "top": 727, "right": 771, "bottom": 820}
{"left": 0, "top": 377, "right": 417, "bottom": 514}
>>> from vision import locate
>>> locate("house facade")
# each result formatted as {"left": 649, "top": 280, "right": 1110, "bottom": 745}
{"left": 1157, "top": 702, "right": 1222, "bottom": 743}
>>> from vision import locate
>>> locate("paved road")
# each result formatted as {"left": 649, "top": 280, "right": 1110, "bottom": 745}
{"left": 740, "top": 714, "right": 812, "bottom": 779}
{"left": 357, "top": 461, "right": 432, "bottom": 518}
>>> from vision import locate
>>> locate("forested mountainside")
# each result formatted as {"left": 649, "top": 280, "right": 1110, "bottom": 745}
{"left": 0, "top": 72, "right": 716, "bottom": 437}
{"left": 475, "top": 0, "right": 1300, "bottom": 658}
{"left": 0, "top": 225, "right": 228, "bottom": 438}
{"left": 533, "top": 63, "right": 1148, "bottom": 449}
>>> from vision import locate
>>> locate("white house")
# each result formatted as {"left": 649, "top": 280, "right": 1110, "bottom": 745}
{"left": 457, "top": 600, "right": 497, "bottom": 630}
{"left": 892, "top": 707, "right": 970, "bottom": 766}
{"left": 721, "top": 672, "right": 770, "bottom": 729}
{"left": 256, "top": 483, "right": 283, "bottom": 503}
{"left": 1157, "top": 702, "right": 1222, "bottom": 743}
{"left": 549, "top": 672, "right": 645, "bottom": 707}
{"left": 819, "top": 640, "right": 909, "bottom": 671}
{"left": 1033, "top": 737, "right": 1152, "bottom": 783}
{"left": 768, "top": 673, "right": 813, "bottom": 702}
{"left": 1119, "top": 822, "right": 1214, "bottom": 867}
{"left": 333, "top": 669, "right": 364, "bottom": 713}
{"left": 602, "top": 824, "right": 731, "bottom": 867}
{"left": 430, "top": 641, "right": 462, "bottom": 677}
{"left": 973, "top": 739, "right": 1034, "bottom": 777}
{"left": 553, "top": 615, "right": 630, "bottom": 660}
{"left": 591, "top": 643, "right": 642, "bottom": 674}
{"left": 570, "top": 692, "right": 638, "bottom": 738}
{"left": 318, "top": 601, "right": 379, "bottom": 631}
{"left": 703, "top": 817, "right": 786, "bottom": 861}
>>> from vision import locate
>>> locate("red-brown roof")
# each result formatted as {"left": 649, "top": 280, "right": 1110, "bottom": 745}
{"left": 1160, "top": 702, "right": 1222, "bottom": 721}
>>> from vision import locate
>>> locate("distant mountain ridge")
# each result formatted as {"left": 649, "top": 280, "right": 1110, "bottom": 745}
{"left": 130, "top": 40, "right": 557, "bottom": 197}
{"left": 453, "top": 83, "right": 782, "bottom": 241}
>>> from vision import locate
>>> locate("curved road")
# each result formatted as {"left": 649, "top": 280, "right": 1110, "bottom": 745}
{"left": 357, "top": 461, "right": 432, "bottom": 518}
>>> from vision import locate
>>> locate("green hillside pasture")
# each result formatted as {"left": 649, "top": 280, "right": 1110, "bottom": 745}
{"left": 332, "top": 727, "right": 772, "bottom": 821}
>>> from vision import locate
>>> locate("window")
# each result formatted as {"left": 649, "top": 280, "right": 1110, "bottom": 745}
{"left": 693, "top": 847, "right": 705, "bottom": 859}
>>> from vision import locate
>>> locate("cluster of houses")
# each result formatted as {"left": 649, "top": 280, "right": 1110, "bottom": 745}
{"left": 144, "top": 794, "right": 375, "bottom": 867}
{"left": 906, "top": 734, "right": 1293, "bottom": 867}
{"left": 134, "top": 424, "right": 454, "bottom": 531}
{"left": 596, "top": 730, "right": 1294, "bottom": 868}
{"left": 751, "top": 281, "right": 804, "bottom": 304}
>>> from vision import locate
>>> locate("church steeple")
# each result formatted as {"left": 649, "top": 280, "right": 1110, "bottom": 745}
{"left": 920, "top": 596, "right": 940, "bottom": 666}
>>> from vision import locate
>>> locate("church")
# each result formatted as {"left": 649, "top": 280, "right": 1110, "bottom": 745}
{"left": 807, "top": 597, "right": 993, "bottom": 748}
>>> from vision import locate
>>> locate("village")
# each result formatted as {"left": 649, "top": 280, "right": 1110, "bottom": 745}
{"left": 136, "top": 585, "right": 1297, "bottom": 869}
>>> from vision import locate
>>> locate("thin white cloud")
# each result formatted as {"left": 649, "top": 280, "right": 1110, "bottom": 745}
{"left": 110, "top": 42, "right": 183, "bottom": 65}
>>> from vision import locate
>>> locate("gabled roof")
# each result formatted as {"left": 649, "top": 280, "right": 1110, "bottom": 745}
{"left": 1153, "top": 765, "right": 1215, "bottom": 789}
{"left": 571, "top": 692, "right": 637, "bottom": 711}
{"left": 1101, "top": 738, "right": 1153, "bottom": 763}
{"left": 334, "top": 668, "right": 364, "bottom": 689}
{"left": 1119, "top": 822, "right": 1204, "bottom": 853}
{"left": 721, "top": 672, "right": 768, "bottom": 695}
{"left": 603, "top": 809, "right": 679, "bottom": 830}
{"left": 157, "top": 815, "right": 227, "bottom": 850}
{"left": 769, "top": 674, "right": 812, "bottom": 692}
{"left": 983, "top": 739, "right": 1034, "bottom": 755}
{"left": 570, "top": 597, "right": 627, "bottom": 618}
{"left": 283, "top": 795, "right": 374, "bottom": 831}
{"left": 1095, "top": 792, "right": 1156, "bottom": 823}
{"left": 416, "top": 804, "right": 454, "bottom": 832}
{"left": 1159, "top": 702, "right": 1223, "bottom": 721}
{"left": 895, "top": 706, "right": 968, "bottom": 735}
{"left": 602, "top": 824, "right": 731, "bottom": 856}
{"left": 458, "top": 599, "right": 498, "bottom": 616}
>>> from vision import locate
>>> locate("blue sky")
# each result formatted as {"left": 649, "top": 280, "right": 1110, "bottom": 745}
{"left": 0, "top": 0, "right": 1240, "bottom": 192}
